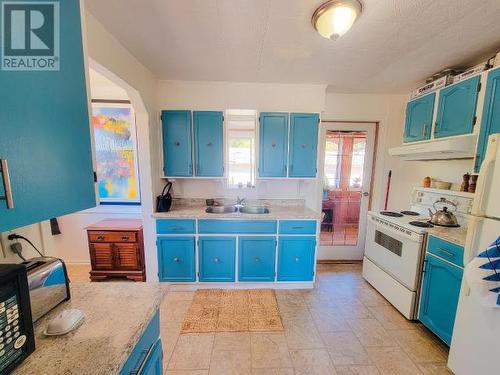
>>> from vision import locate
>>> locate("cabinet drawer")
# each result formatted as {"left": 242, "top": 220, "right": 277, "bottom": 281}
{"left": 277, "top": 236, "right": 316, "bottom": 281}
{"left": 279, "top": 220, "right": 316, "bottom": 234}
{"left": 198, "top": 220, "right": 277, "bottom": 234}
{"left": 427, "top": 235, "right": 464, "bottom": 267}
{"left": 88, "top": 231, "right": 137, "bottom": 243}
{"left": 238, "top": 237, "right": 276, "bottom": 282}
{"left": 199, "top": 236, "right": 236, "bottom": 282}
{"left": 157, "top": 237, "right": 196, "bottom": 281}
{"left": 156, "top": 219, "right": 196, "bottom": 234}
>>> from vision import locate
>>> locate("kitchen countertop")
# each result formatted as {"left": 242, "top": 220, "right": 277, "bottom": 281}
{"left": 152, "top": 204, "right": 321, "bottom": 220}
{"left": 426, "top": 225, "right": 468, "bottom": 246}
{"left": 13, "top": 282, "right": 166, "bottom": 375}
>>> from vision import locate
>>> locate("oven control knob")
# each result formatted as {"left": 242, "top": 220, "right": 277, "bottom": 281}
{"left": 14, "top": 335, "right": 26, "bottom": 350}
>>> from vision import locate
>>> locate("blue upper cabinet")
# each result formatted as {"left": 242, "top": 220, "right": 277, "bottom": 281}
{"left": 434, "top": 76, "right": 480, "bottom": 138}
{"left": 161, "top": 110, "right": 193, "bottom": 177}
{"left": 404, "top": 93, "right": 435, "bottom": 143}
{"left": 194, "top": 111, "right": 224, "bottom": 177}
{"left": 475, "top": 68, "right": 500, "bottom": 172}
{"left": 0, "top": 0, "right": 96, "bottom": 232}
{"left": 419, "top": 254, "right": 463, "bottom": 346}
{"left": 259, "top": 112, "right": 289, "bottom": 177}
{"left": 289, "top": 113, "right": 319, "bottom": 177}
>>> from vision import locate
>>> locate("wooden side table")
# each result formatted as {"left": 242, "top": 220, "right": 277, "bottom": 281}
{"left": 86, "top": 219, "right": 146, "bottom": 282}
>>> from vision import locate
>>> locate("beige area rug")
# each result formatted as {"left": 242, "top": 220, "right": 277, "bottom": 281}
{"left": 181, "top": 289, "right": 284, "bottom": 333}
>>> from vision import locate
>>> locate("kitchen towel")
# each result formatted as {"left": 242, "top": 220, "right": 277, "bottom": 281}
{"left": 465, "top": 236, "right": 500, "bottom": 307}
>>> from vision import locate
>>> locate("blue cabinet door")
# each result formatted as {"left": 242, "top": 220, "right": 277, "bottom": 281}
{"left": 238, "top": 237, "right": 276, "bottom": 282}
{"left": 419, "top": 254, "right": 463, "bottom": 346}
{"left": 435, "top": 76, "right": 480, "bottom": 138}
{"left": 289, "top": 113, "right": 319, "bottom": 177}
{"left": 277, "top": 236, "right": 316, "bottom": 281}
{"left": 194, "top": 111, "right": 224, "bottom": 177}
{"left": 161, "top": 110, "right": 193, "bottom": 176}
{"left": 259, "top": 112, "right": 289, "bottom": 177}
{"left": 199, "top": 236, "right": 236, "bottom": 282}
{"left": 157, "top": 237, "right": 195, "bottom": 281}
{"left": 0, "top": 1, "right": 95, "bottom": 232}
{"left": 475, "top": 68, "right": 500, "bottom": 172}
{"left": 404, "top": 93, "right": 435, "bottom": 142}
{"left": 140, "top": 340, "right": 163, "bottom": 375}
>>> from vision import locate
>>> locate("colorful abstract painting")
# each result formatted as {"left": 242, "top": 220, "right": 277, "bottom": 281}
{"left": 91, "top": 102, "right": 140, "bottom": 204}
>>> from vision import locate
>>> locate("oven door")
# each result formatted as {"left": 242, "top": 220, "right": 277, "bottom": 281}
{"left": 364, "top": 216, "right": 424, "bottom": 291}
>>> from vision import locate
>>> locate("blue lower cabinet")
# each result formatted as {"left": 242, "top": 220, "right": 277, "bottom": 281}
{"left": 419, "top": 254, "right": 463, "bottom": 346}
{"left": 157, "top": 237, "right": 195, "bottom": 281}
{"left": 277, "top": 236, "right": 316, "bottom": 281}
{"left": 199, "top": 237, "right": 236, "bottom": 282}
{"left": 120, "top": 310, "right": 162, "bottom": 375}
{"left": 238, "top": 237, "right": 276, "bottom": 282}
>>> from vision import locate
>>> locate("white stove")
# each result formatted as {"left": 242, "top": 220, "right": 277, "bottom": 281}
{"left": 362, "top": 188, "right": 473, "bottom": 320}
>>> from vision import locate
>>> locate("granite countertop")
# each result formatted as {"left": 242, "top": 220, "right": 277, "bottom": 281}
{"left": 152, "top": 204, "right": 320, "bottom": 220}
{"left": 13, "top": 282, "right": 166, "bottom": 375}
{"left": 426, "top": 225, "right": 469, "bottom": 246}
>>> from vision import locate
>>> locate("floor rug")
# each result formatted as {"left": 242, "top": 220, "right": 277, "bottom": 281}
{"left": 181, "top": 289, "right": 284, "bottom": 333}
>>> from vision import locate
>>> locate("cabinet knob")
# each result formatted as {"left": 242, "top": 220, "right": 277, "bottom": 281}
{"left": 175, "top": 141, "right": 180, "bottom": 146}
{"left": 272, "top": 142, "right": 276, "bottom": 148}
{"left": 254, "top": 257, "right": 261, "bottom": 263}
{"left": 207, "top": 142, "right": 213, "bottom": 146}
{"left": 301, "top": 144, "right": 306, "bottom": 149}
{"left": 121, "top": 236, "right": 129, "bottom": 241}
{"left": 97, "top": 235, "right": 105, "bottom": 241}
{"left": 213, "top": 257, "right": 220, "bottom": 263}
{"left": 294, "top": 257, "right": 300, "bottom": 263}
{"left": 173, "top": 257, "right": 180, "bottom": 263}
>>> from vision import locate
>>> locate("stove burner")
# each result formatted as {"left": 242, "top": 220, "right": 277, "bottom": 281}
{"left": 380, "top": 211, "right": 404, "bottom": 217}
{"left": 409, "top": 221, "right": 434, "bottom": 228}
{"left": 401, "top": 211, "right": 419, "bottom": 216}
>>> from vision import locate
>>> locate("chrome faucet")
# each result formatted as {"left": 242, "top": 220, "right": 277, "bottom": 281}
{"left": 236, "top": 196, "right": 246, "bottom": 206}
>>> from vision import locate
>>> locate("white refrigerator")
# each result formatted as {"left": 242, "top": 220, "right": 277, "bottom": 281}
{"left": 448, "top": 134, "right": 500, "bottom": 375}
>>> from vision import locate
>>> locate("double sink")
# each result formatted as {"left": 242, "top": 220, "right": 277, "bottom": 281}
{"left": 205, "top": 205, "right": 270, "bottom": 214}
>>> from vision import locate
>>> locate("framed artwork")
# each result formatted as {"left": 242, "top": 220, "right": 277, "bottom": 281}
{"left": 91, "top": 101, "right": 141, "bottom": 205}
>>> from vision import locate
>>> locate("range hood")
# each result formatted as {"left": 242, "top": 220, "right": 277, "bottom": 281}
{"left": 389, "top": 134, "right": 477, "bottom": 161}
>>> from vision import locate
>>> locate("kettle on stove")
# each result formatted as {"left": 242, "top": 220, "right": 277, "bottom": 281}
{"left": 428, "top": 198, "right": 460, "bottom": 227}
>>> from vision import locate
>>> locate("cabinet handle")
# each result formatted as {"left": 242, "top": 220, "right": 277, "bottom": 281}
{"left": 189, "top": 164, "right": 193, "bottom": 175}
{"left": 294, "top": 257, "right": 300, "bottom": 262}
{"left": 97, "top": 235, "right": 105, "bottom": 241}
{"left": 292, "top": 226, "right": 304, "bottom": 229}
{"left": 207, "top": 142, "right": 213, "bottom": 146}
{"left": 254, "top": 257, "right": 261, "bottom": 263}
{"left": 0, "top": 159, "right": 14, "bottom": 209}
{"left": 214, "top": 257, "right": 220, "bottom": 263}
{"left": 422, "top": 124, "right": 427, "bottom": 138}
{"left": 301, "top": 144, "right": 306, "bottom": 149}
{"left": 121, "top": 236, "right": 129, "bottom": 241}
{"left": 173, "top": 257, "right": 180, "bottom": 263}
{"left": 437, "top": 248, "right": 455, "bottom": 258}
{"left": 171, "top": 226, "right": 183, "bottom": 231}
{"left": 272, "top": 142, "right": 276, "bottom": 148}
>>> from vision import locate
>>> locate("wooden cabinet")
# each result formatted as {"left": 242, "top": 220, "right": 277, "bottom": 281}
{"left": 87, "top": 220, "right": 145, "bottom": 281}
{"left": 0, "top": 1, "right": 95, "bottom": 232}
{"left": 475, "top": 67, "right": 500, "bottom": 172}
{"left": 404, "top": 93, "right": 435, "bottom": 143}
{"left": 435, "top": 76, "right": 480, "bottom": 138}
{"left": 289, "top": 113, "right": 319, "bottom": 177}
{"left": 161, "top": 110, "right": 193, "bottom": 177}
{"left": 259, "top": 112, "right": 289, "bottom": 177}
{"left": 194, "top": 111, "right": 224, "bottom": 177}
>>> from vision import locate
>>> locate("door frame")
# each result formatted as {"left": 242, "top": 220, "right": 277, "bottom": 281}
{"left": 317, "top": 121, "right": 377, "bottom": 260}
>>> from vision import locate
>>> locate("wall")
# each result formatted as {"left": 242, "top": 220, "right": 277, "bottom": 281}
{"left": 156, "top": 80, "right": 327, "bottom": 209}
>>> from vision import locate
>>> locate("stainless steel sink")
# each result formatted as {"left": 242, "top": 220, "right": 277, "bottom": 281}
{"left": 205, "top": 205, "right": 238, "bottom": 214}
{"left": 239, "top": 206, "right": 270, "bottom": 214}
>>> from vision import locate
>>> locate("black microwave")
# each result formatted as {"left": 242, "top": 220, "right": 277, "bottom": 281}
{"left": 0, "top": 264, "right": 35, "bottom": 375}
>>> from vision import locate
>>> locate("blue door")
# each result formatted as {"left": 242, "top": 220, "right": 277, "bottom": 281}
{"left": 289, "top": 113, "right": 319, "bottom": 177}
{"left": 419, "top": 254, "right": 463, "bottom": 346}
{"left": 194, "top": 111, "right": 224, "bottom": 177}
{"left": 404, "top": 93, "right": 435, "bottom": 142}
{"left": 161, "top": 110, "right": 193, "bottom": 176}
{"left": 238, "top": 237, "right": 276, "bottom": 282}
{"left": 157, "top": 237, "right": 195, "bottom": 281}
{"left": 475, "top": 68, "right": 500, "bottom": 172}
{"left": 277, "top": 236, "right": 316, "bottom": 281}
{"left": 435, "top": 76, "right": 480, "bottom": 138}
{"left": 140, "top": 340, "right": 163, "bottom": 375}
{"left": 199, "top": 236, "right": 236, "bottom": 282}
{"left": 259, "top": 112, "right": 289, "bottom": 177}
{"left": 0, "top": 1, "right": 96, "bottom": 233}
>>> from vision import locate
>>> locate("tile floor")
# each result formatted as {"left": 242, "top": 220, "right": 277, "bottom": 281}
{"left": 66, "top": 263, "right": 452, "bottom": 374}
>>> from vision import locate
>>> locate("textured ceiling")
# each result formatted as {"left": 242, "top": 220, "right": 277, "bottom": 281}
{"left": 85, "top": 0, "right": 500, "bottom": 93}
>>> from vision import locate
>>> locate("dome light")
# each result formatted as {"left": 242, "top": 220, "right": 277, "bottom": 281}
{"left": 312, "top": 0, "right": 362, "bottom": 40}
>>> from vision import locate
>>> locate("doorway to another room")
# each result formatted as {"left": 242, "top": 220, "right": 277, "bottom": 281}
{"left": 318, "top": 122, "right": 376, "bottom": 261}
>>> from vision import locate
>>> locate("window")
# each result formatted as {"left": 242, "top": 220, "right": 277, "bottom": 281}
{"left": 91, "top": 101, "right": 141, "bottom": 205}
{"left": 226, "top": 109, "right": 257, "bottom": 189}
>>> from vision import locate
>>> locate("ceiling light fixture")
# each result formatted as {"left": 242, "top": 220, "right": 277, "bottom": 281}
{"left": 312, "top": 0, "right": 362, "bottom": 40}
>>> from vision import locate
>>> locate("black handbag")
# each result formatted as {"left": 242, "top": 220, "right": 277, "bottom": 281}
{"left": 156, "top": 182, "right": 173, "bottom": 212}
